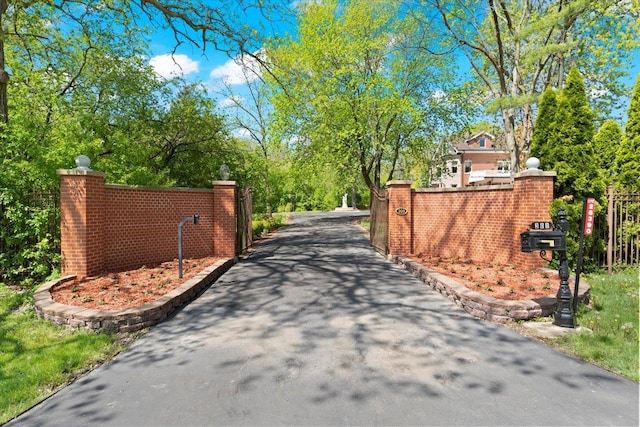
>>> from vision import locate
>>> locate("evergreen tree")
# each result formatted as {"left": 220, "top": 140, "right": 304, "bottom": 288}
{"left": 548, "top": 68, "right": 604, "bottom": 200}
{"left": 617, "top": 74, "right": 640, "bottom": 189}
{"left": 530, "top": 88, "right": 557, "bottom": 170}
{"left": 593, "top": 120, "right": 623, "bottom": 184}
{"left": 546, "top": 68, "right": 606, "bottom": 269}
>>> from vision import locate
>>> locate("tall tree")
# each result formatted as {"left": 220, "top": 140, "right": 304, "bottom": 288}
{"left": 269, "top": 0, "right": 454, "bottom": 191}
{"left": 593, "top": 119, "right": 623, "bottom": 184}
{"left": 548, "top": 68, "right": 603, "bottom": 199}
{"left": 143, "top": 83, "right": 233, "bottom": 188}
{"left": 422, "top": 0, "right": 640, "bottom": 171}
{"left": 617, "top": 74, "right": 640, "bottom": 189}
{"left": 217, "top": 51, "right": 282, "bottom": 216}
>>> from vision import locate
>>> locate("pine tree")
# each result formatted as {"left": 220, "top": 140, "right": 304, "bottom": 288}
{"left": 546, "top": 68, "right": 606, "bottom": 269}
{"left": 547, "top": 68, "right": 604, "bottom": 200}
{"left": 617, "top": 74, "right": 640, "bottom": 189}
{"left": 530, "top": 88, "right": 557, "bottom": 171}
{"left": 593, "top": 120, "right": 623, "bottom": 184}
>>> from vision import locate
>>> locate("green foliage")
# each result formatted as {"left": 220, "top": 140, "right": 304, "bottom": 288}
{"left": 593, "top": 120, "right": 624, "bottom": 183}
{"left": 252, "top": 213, "right": 287, "bottom": 239}
{"left": 268, "top": 0, "right": 457, "bottom": 190}
{"left": 530, "top": 88, "right": 557, "bottom": 170}
{"left": 558, "top": 268, "right": 639, "bottom": 381}
{"left": 617, "top": 74, "right": 640, "bottom": 189}
{"left": 548, "top": 68, "right": 604, "bottom": 200}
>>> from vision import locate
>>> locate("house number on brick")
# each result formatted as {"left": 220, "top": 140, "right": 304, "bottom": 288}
{"left": 395, "top": 207, "right": 408, "bottom": 216}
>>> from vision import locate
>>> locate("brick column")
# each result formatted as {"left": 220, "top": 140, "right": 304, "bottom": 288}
{"left": 213, "top": 181, "right": 237, "bottom": 258}
{"left": 387, "top": 180, "right": 413, "bottom": 256}
{"left": 512, "top": 169, "right": 556, "bottom": 270}
{"left": 58, "top": 169, "right": 106, "bottom": 277}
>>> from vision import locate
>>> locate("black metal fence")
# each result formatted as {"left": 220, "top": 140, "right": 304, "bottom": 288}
{"left": 606, "top": 186, "right": 639, "bottom": 271}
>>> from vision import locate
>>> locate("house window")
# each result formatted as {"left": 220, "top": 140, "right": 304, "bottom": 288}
{"left": 497, "top": 160, "right": 510, "bottom": 172}
{"left": 479, "top": 137, "right": 486, "bottom": 148}
{"left": 450, "top": 160, "right": 459, "bottom": 174}
{"left": 464, "top": 160, "right": 472, "bottom": 173}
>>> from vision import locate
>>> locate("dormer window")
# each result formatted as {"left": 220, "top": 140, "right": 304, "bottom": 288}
{"left": 479, "top": 137, "right": 486, "bottom": 148}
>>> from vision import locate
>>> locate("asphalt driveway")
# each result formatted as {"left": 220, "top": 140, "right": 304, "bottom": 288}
{"left": 10, "top": 211, "right": 639, "bottom": 426}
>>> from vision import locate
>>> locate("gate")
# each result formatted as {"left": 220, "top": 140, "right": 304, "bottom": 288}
{"left": 370, "top": 187, "right": 388, "bottom": 254}
{"left": 236, "top": 184, "right": 253, "bottom": 255}
{"left": 606, "top": 186, "right": 639, "bottom": 271}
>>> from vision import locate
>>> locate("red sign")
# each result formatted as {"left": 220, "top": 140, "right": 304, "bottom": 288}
{"left": 583, "top": 198, "right": 596, "bottom": 236}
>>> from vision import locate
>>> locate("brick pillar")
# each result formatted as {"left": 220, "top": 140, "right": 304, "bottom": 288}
{"left": 387, "top": 180, "right": 413, "bottom": 256}
{"left": 58, "top": 169, "right": 106, "bottom": 277}
{"left": 512, "top": 169, "right": 556, "bottom": 270}
{"left": 213, "top": 181, "right": 237, "bottom": 258}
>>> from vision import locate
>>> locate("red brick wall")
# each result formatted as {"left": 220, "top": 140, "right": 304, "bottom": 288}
{"left": 388, "top": 171, "right": 556, "bottom": 270}
{"left": 58, "top": 170, "right": 238, "bottom": 277}
{"left": 103, "top": 185, "right": 215, "bottom": 272}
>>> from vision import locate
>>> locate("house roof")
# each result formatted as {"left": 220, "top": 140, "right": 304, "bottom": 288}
{"left": 450, "top": 130, "right": 508, "bottom": 154}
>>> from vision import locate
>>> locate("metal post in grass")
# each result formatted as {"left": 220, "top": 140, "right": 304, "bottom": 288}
{"left": 178, "top": 215, "right": 199, "bottom": 278}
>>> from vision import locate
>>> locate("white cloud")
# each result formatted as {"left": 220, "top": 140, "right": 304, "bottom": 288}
{"left": 149, "top": 54, "right": 200, "bottom": 79}
{"left": 233, "top": 128, "right": 252, "bottom": 139}
{"left": 210, "top": 51, "right": 264, "bottom": 85}
{"left": 219, "top": 95, "right": 244, "bottom": 108}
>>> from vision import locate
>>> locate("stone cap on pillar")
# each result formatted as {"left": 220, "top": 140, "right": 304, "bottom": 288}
{"left": 57, "top": 169, "right": 107, "bottom": 178}
{"left": 513, "top": 170, "right": 556, "bottom": 179}
{"left": 212, "top": 180, "right": 237, "bottom": 186}
{"left": 386, "top": 180, "right": 413, "bottom": 186}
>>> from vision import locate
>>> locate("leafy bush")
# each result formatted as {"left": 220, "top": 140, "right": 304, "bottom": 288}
{"left": 0, "top": 188, "right": 60, "bottom": 287}
{"left": 252, "top": 213, "right": 286, "bottom": 239}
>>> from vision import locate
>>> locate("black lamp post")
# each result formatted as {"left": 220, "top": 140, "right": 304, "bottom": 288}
{"left": 553, "top": 207, "right": 575, "bottom": 328}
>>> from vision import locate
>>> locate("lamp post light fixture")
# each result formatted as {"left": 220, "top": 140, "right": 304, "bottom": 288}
{"left": 219, "top": 164, "right": 230, "bottom": 180}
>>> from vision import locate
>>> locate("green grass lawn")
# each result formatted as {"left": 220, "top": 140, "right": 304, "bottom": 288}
{"left": 557, "top": 267, "right": 639, "bottom": 381}
{"left": 0, "top": 284, "right": 127, "bottom": 424}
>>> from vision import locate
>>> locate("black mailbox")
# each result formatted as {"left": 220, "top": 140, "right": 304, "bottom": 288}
{"left": 520, "top": 207, "right": 575, "bottom": 328}
{"left": 520, "top": 230, "right": 566, "bottom": 252}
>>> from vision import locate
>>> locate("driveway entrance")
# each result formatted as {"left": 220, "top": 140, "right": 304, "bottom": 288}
{"left": 11, "top": 211, "right": 638, "bottom": 426}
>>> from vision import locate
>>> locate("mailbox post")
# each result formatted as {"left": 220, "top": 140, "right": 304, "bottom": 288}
{"left": 520, "top": 207, "right": 575, "bottom": 328}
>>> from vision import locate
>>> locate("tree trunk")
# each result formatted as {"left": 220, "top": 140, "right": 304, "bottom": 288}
{"left": 501, "top": 107, "right": 520, "bottom": 173}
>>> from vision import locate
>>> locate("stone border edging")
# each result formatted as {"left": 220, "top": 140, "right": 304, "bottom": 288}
{"left": 34, "top": 258, "right": 235, "bottom": 333}
{"left": 390, "top": 255, "right": 590, "bottom": 323}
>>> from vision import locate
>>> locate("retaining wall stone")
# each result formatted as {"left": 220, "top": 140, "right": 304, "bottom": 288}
{"left": 391, "top": 255, "right": 590, "bottom": 323}
{"left": 34, "top": 258, "right": 234, "bottom": 333}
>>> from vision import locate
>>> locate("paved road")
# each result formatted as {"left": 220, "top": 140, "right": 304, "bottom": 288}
{"left": 11, "top": 212, "right": 639, "bottom": 426}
